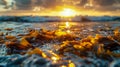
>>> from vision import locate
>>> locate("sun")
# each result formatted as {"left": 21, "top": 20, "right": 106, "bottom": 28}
{"left": 59, "top": 8, "right": 77, "bottom": 17}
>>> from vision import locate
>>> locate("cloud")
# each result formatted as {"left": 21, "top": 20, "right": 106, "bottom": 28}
{"left": 92, "top": 0, "right": 116, "bottom": 6}
{"left": 13, "top": 0, "right": 62, "bottom": 10}
{"left": 93, "top": 0, "right": 120, "bottom": 11}
{"left": 0, "top": 0, "right": 8, "bottom": 8}
{"left": 76, "top": 0, "right": 88, "bottom": 6}
{"left": 41, "top": 0, "right": 62, "bottom": 8}
{"left": 0, "top": 0, "right": 7, "bottom": 5}
{"left": 1, "top": 0, "right": 119, "bottom": 11}
{"left": 14, "top": 0, "right": 32, "bottom": 10}
{"left": 76, "top": 0, "right": 120, "bottom": 11}
{"left": 0, "top": 0, "right": 120, "bottom": 16}
{"left": 0, "top": 0, "right": 14, "bottom": 10}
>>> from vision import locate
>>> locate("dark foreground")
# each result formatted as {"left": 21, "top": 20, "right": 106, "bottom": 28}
{"left": 0, "top": 22, "right": 120, "bottom": 67}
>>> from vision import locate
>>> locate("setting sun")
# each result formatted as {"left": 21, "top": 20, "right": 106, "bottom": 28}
{"left": 59, "top": 8, "right": 77, "bottom": 17}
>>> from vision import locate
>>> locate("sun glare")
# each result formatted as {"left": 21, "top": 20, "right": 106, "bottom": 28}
{"left": 59, "top": 8, "right": 77, "bottom": 17}
{"left": 66, "top": 22, "right": 70, "bottom": 28}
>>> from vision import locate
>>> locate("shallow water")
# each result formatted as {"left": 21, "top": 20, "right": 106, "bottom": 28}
{"left": 0, "top": 21, "right": 120, "bottom": 55}
{"left": 0, "top": 21, "right": 120, "bottom": 67}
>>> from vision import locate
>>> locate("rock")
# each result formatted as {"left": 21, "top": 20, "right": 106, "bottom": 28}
{"left": 5, "top": 41, "right": 20, "bottom": 48}
{"left": 17, "top": 34, "right": 26, "bottom": 36}
{"left": 98, "top": 37, "right": 120, "bottom": 51}
{"left": 5, "top": 37, "right": 32, "bottom": 50}
{"left": 0, "top": 37, "right": 4, "bottom": 43}
{"left": 19, "top": 38, "right": 32, "bottom": 49}
{"left": 42, "top": 30, "right": 55, "bottom": 35}
{"left": 0, "top": 32, "right": 4, "bottom": 36}
{"left": 23, "top": 36, "right": 35, "bottom": 43}
{"left": 5, "top": 35, "right": 17, "bottom": 41}
{"left": 27, "top": 48, "right": 47, "bottom": 58}
{"left": 0, "top": 40, "right": 5, "bottom": 43}
{"left": 30, "top": 31, "right": 40, "bottom": 38}
{"left": 4, "top": 28, "right": 13, "bottom": 31}
{"left": 57, "top": 34, "right": 77, "bottom": 42}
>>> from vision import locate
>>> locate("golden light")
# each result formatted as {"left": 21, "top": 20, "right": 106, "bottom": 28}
{"left": 51, "top": 56, "right": 59, "bottom": 63}
{"left": 59, "top": 8, "right": 77, "bottom": 17}
{"left": 66, "top": 22, "right": 70, "bottom": 28}
{"left": 55, "top": 30, "right": 67, "bottom": 36}
{"left": 66, "top": 22, "right": 71, "bottom": 33}
{"left": 48, "top": 51, "right": 60, "bottom": 63}
{"left": 61, "top": 65, "right": 67, "bottom": 67}
{"left": 68, "top": 61, "right": 76, "bottom": 67}
{"left": 56, "top": 22, "right": 72, "bottom": 35}
{"left": 51, "top": 56, "right": 58, "bottom": 61}
{"left": 67, "top": 30, "right": 71, "bottom": 33}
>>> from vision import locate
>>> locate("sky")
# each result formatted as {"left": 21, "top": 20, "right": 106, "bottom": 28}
{"left": 0, "top": 0, "right": 120, "bottom": 16}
